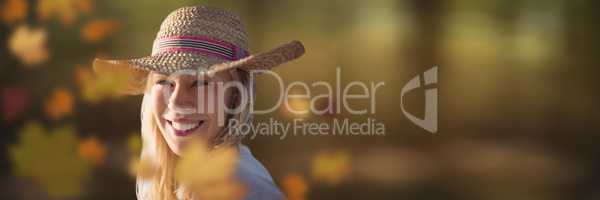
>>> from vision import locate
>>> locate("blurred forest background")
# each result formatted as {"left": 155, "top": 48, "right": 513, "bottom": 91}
{"left": 0, "top": 0, "right": 599, "bottom": 199}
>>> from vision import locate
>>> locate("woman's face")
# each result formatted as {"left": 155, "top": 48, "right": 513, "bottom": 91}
{"left": 149, "top": 70, "right": 234, "bottom": 155}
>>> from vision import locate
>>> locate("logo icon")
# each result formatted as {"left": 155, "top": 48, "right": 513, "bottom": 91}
{"left": 401, "top": 66, "right": 438, "bottom": 133}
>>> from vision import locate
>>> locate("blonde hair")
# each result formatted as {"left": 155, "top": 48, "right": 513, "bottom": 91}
{"left": 136, "top": 69, "right": 255, "bottom": 200}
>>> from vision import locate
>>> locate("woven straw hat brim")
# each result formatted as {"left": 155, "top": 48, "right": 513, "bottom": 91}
{"left": 93, "top": 40, "right": 304, "bottom": 95}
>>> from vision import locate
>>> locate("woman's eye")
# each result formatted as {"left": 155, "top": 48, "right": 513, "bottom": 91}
{"left": 192, "top": 80, "right": 209, "bottom": 87}
{"left": 155, "top": 80, "right": 173, "bottom": 87}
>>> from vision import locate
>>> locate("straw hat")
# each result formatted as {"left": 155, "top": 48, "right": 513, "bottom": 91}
{"left": 93, "top": 5, "right": 305, "bottom": 95}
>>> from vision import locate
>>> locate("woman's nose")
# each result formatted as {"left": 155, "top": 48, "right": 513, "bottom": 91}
{"left": 168, "top": 84, "right": 196, "bottom": 110}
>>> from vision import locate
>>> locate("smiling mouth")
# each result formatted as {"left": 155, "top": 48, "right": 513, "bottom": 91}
{"left": 167, "top": 120, "right": 205, "bottom": 137}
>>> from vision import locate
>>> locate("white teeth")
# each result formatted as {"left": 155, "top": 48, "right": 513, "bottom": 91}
{"left": 171, "top": 122, "right": 198, "bottom": 131}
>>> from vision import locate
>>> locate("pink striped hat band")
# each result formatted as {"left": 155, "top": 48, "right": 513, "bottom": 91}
{"left": 151, "top": 36, "right": 249, "bottom": 61}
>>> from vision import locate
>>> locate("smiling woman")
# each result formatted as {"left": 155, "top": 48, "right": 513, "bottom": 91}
{"left": 91, "top": 5, "right": 305, "bottom": 200}
{"left": 149, "top": 70, "right": 237, "bottom": 154}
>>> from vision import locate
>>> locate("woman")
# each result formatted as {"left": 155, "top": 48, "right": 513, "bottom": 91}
{"left": 93, "top": 5, "right": 304, "bottom": 200}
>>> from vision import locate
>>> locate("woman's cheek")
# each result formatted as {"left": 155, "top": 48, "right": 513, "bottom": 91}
{"left": 151, "top": 86, "right": 168, "bottom": 113}
{"left": 198, "top": 85, "right": 219, "bottom": 114}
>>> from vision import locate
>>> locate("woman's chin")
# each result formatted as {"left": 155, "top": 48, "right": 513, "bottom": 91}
{"left": 169, "top": 134, "right": 208, "bottom": 156}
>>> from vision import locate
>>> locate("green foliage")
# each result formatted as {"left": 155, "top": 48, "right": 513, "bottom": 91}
{"left": 10, "top": 121, "right": 91, "bottom": 198}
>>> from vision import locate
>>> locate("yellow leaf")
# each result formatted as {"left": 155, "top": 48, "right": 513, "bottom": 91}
{"left": 280, "top": 97, "right": 311, "bottom": 119}
{"left": 127, "top": 133, "right": 142, "bottom": 156}
{"left": 129, "top": 157, "right": 158, "bottom": 180}
{"left": 8, "top": 25, "right": 50, "bottom": 66}
{"left": 311, "top": 150, "right": 352, "bottom": 186}
{"left": 75, "top": 65, "right": 128, "bottom": 104}
{"left": 175, "top": 140, "right": 246, "bottom": 200}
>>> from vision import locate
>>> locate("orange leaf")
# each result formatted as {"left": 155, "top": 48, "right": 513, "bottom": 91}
{"left": 1, "top": 0, "right": 28, "bottom": 24}
{"left": 282, "top": 173, "right": 308, "bottom": 200}
{"left": 81, "top": 19, "right": 120, "bottom": 43}
{"left": 37, "top": 0, "right": 93, "bottom": 26}
{"left": 44, "top": 87, "right": 74, "bottom": 120}
{"left": 78, "top": 136, "right": 107, "bottom": 166}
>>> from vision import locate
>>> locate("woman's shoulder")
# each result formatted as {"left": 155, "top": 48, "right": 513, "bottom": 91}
{"left": 236, "top": 144, "right": 285, "bottom": 200}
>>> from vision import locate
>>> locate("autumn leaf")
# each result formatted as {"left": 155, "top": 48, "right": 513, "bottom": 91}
{"left": 282, "top": 173, "right": 309, "bottom": 200}
{"left": 311, "top": 150, "right": 352, "bottom": 186}
{"left": 75, "top": 0, "right": 92, "bottom": 14}
{"left": 44, "top": 87, "right": 74, "bottom": 120}
{"left": 78, "top": 135, "right": 107, "bottom": 166}
{"left": 8, "top": 25, "right": 50, "bottom": 66}
{"left": 280, "top": 97, "right": 310, "bottom": 119}
{"left": 175, "top": 140, "right": 246, "bottom": 200}
{"left": 74, "top": 65, "right": 93, "bottom": 86}
{"left": 1, "top": 0, "right": 28, "bottom": 24}
{"left": 129, "top": 156, "right": 158, "bottom": 180}
{"left": 37, "top": 0, "right": 93, "bottom": 26}
{"left": 127, "top": 133, "right": 142, "bottom": 156}
{"left": 75, "top": 65, "right": 128, "bottom": 104}
{"left": 2, "top": 86, "right": 29, "bottom": 123}
{"left": 10, "top": 121, "right": 91, "bottom": 198}
{"left": 127, "top": 133, "right": 149, "bottom": 179}
{"left": 81, "top": 19, "right": 120, "bottom": 43}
